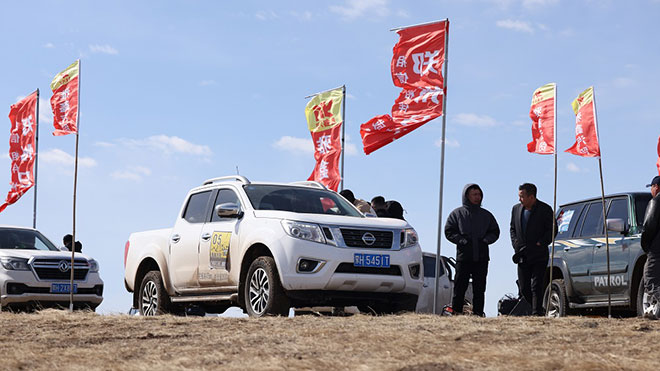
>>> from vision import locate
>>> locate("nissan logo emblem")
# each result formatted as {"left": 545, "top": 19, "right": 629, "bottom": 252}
{"left": 362, "top": 232, "right": 376, "bottom": 246}
{"left": 58, "top": 261, "right": 71, "bottom": 272}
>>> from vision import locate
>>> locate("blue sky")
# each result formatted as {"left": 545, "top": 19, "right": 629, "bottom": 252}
{"left": 0, "top": 0, "right": 658, "bottom": 316}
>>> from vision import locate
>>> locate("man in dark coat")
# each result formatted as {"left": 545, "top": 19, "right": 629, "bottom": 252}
{"left": 642, "top": 175, "right": 660, "bottom": 318}
{"left": 445, "top": 183, "right": 500, "bottom": 316}
{"left": 509, "top": 183, "right": 555, "bottom": 316}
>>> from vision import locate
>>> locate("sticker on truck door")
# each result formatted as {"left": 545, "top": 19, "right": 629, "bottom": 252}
{"left": 210, "top": 231, "right": 231, "bottom": 269}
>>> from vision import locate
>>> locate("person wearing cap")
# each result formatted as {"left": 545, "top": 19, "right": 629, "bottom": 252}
{"left": 445, "top": 183, "right": 500, "bottom": 316}
{"left": 642, "top": 175, "right": 660, "bottom": 318}
{"left": 510, "top": 183, "right": 555, "bottom": 316}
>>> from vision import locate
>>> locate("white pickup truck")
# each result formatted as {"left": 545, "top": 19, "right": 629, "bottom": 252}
{"left": 124, "top": 176, "right": 423, "bottom": 317}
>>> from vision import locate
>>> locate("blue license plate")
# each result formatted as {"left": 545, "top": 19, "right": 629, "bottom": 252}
{"left": 353, "top": 253, "right": 390, "bottom": 268}
{"left": 51, "top": 283, "right": 77, "bottom": 294}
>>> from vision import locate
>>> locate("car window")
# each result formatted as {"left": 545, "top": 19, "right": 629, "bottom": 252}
{"left": 243, "top": 185, "right": 362, "bottom": 217}
{"left": 183, "top": 191, "right": 212, "bottom": 223}
{"left": 422, "top": 255, "right": 444, "bottom": 278}
{"left": 635, "top": 194, "right": 652, "bottom": 226}
{"left": 211, "top": 189, "right": 241, "bottom": 222}
{"left": 579, "top": 202, "right": 604, "bottom": 237}
{"left": 607, "top": 198, "right": 629, "bottom": 225}
{"left": 0, "top": 228, "right": 59, "bottom": 251}
{"left": 556, "top": 204, "right": 583, "bottom": 239}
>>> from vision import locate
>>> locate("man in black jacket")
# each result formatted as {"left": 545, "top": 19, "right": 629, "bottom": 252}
{"left": 510, "top": 183, "right": 555, "bottom": 316}
{"left": 445, "top": 184, "right": 500, "bottom": 316}
{"left": 642, "top": 176, "right": 660, "bottom": 318}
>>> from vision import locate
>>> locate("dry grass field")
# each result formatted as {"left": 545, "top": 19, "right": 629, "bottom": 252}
{"left": 1, "top": 310, "right": 659, "bottom": 370}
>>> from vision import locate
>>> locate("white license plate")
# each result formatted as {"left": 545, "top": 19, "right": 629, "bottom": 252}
{"left": 51, "top": 283, "right": 78, "bottom": 294}
{"left": 353, "top": 253, "right": 390, "bottom": 268}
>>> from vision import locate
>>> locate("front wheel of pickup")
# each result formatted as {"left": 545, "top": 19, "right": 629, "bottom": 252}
{"left": 244, "top": 257, "right": 289, "bottom": 317}
{"left": 139, "top": 270, "right": 171, "bottom": 316}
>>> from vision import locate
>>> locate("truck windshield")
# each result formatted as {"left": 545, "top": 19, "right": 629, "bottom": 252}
{"left": 243, "top": 185, "right": 363, "bottom": 217}
{"left": 0, "top": 228, "right": 59, "bottom": 251}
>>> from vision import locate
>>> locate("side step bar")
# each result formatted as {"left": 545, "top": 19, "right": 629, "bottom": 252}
{"left": 569, "top": 300, "right": 629, "bottom": 309}
{"left": 171, "top": 293, "right": 238, "bottom": 303}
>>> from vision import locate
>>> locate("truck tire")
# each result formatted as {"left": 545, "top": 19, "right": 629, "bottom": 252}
{"left": 244, "top": 256, "right": 289, "bottom": 317}
{"left": 545, "top": 279, "right": 568, "bottom": 317}
{"left": 139, "top": 270, "right": 171, "bottom": 316}
{"left": 636, "top": 278, "right": 645, "bottom": 317}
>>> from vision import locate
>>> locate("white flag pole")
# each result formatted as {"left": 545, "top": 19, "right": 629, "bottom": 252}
{"left": 33, "top": 89, "right": 39, "bottom": 229}
{"left": 340, "top": 85, "right": 346, "bottom": 192}
{"left": 546, "top": 83, "right": 558, "bottom": 317}
{"left": 69, "top": 59, "right": 81, "bottom": 312}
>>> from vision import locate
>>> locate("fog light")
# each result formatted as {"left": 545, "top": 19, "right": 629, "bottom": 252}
{"left": 408, "top": 264, "right": 420, "bottom": 279}
{"left": 7, "top": 283, "right": 24, "bottom": 295}
{"left": 95, "top": 285, "right": 104, "bottom": 296}
{"left": 297, "top": 259, "right": 319, "bottom": 273}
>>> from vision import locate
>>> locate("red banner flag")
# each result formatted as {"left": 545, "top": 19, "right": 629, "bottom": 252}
{"left": 305, "top": 88, "right": 343, "bottom": 191}
{"left": 528, "top": 83, "right": 556, "bottom": 155}
{"left": 657, "top": 136, "right": 660, "bottom": 176}
{"left": 50, "top": 60, "right": 79, "bottom": 136}
{"left": 361, "top": 20, "right": 448, "bottom": 155}
{"left": 1, "top": 92, "right": 38, "bottom": 213}
{"left": 565, "top": 87, "right": 600, "bottom": 157}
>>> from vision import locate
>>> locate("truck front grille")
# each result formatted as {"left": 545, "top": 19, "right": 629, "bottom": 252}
{"left": 339, "top": 229, "right": 393, "bottom": 248}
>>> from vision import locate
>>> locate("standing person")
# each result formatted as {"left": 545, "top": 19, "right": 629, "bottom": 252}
{"left": 510, "top": 183, "right": 555, "bottom": 316}
{"left": 63, "top": 234, "right": 82, "bottom": 253}
{"left": 339, "top": 189, "right": 375, "bottom": 215}
{"left": 371, "top": 196, "right": 389, "bottom": 217}
{"left": 445, "top": 184, "right": 500, "bottom": 316}
{"left": 642, "top": 176, "right": 660, "bottom": 319}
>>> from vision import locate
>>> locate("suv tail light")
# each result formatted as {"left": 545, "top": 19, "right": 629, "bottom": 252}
{"left": 124, "top": 241, "right": 130, "bottom": 267}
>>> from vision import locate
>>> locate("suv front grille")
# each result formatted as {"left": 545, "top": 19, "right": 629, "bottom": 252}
{"left": 31, "top": 259, "right": 89, "bottom": 281}
{"left": 339, "top": 229, "right": 393, "bottom": 248}
{"left": 335, "top": 263, "right": 401, "bottom": 276}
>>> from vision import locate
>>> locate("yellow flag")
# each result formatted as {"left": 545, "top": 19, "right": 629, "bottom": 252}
{"left": 50, "top": 60, "right": 80, "bottom": 92}
{"left": 304, "top": 87, "right": 343, "bottom": 133}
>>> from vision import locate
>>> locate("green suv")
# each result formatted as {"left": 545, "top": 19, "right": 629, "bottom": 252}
{"left": 546, "top": 192, "right": 651, "bottom": 316}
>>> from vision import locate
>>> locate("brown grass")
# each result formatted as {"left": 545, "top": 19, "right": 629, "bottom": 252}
{"left": 1, "top": 310, "right": 659, "bottom": 370}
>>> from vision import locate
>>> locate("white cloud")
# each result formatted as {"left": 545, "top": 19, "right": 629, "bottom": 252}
{"left": 199, "top": 80, "right": 216, "bottom": 86}
{"left": 255, "top": 10, "right": 278, "bottom": 20}
{"left": 124, "top": 135, "right": 212, "bottom": 157}
{"left": 454, "top": 113, "right": 498, "bottom": 127}
{"left": 40, "top": 149, "right": 97, "bottom": 168}
{"left": 290, "top": 10, "right": 313, "bottom": 21}
{"left": 43, "top": 43, "right": 55, "bottom": 49}
{"left": 496, "top": 19, "right": 534, "bottom": 34}
{"left": 511, "top": 120, "right": 528, "bottom": 127}
{"left": 89, "top": 44, "right": 118, "bottom": 55}
{"left": 566, "top": 162, "right": 581, "bottom": 173}
{"left": 435, "top": 138, "right": 460, "bottom": 148}
{"left": 612, "top": 77, "right": 635, "bottom": 88}
{"left": 273, "top": 136, "right": 313, "bottom": 155}
{"left": 522, "top": 0, "right": 558, "bottom": 8}
{"left": 346, "top": 93, "right": 356, "bottom": 100}
{"left": 111, "top": 166, "right": 151, "bottom": 182}
{"left": 330, "top": 0, "right": 390, "bottom": 20}
{"left": 94, "top": 141, "right": 115, "bottom": 148}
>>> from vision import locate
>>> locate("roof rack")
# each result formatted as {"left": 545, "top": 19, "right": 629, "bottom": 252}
{"left": 289, "top": 181, "right": 327, "bottom": 190}
{"left": 203, "top": 176, "right": 250, "bottom": 186}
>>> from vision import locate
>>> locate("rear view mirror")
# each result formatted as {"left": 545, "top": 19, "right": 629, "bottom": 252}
{"left": 216, "top": 203, "right": 243, "bottom": 218}
{"left": 606, "top": 218, "right": 627, "bottom": 234}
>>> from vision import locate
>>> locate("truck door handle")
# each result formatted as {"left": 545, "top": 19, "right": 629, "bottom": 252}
{"left": 201, "top": 233, "right": 212, "bottom": 241}
{"left": 564, "top": 247, "right": 570, "bottom": 251}
{"left": 171, "top": 234, "right": 181, "bottom": 243}
{"left": 595, "top": 244, "right": 603, "bottom": 248}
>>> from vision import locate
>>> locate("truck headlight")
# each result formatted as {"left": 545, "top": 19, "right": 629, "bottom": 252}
{"left": 0, "top": 257, "right": 30, "bottom": 271}
{"left": 281, "top": 220, "right": 326, "bottom": 244}
{"left": 88, "top": 259, "right": 99, "bottom": 273}
{"left": 400, "top": 228, "right": 418, "bottom": 249}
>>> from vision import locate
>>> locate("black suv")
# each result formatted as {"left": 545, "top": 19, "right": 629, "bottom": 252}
{"left": 545, "top": 192, "right": 651, "bottom": 316}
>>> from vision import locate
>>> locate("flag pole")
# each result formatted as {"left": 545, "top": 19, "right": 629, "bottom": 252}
{"left": 340, "top": 85, "right": 346, "bottom": 192}
{"left": 33, "top": 89, "right": 39, "bottom": 229}
{"left": 592, "top": 88, "right": 612, "bottom": 318}
{"left": 69, "top": 59, "right": 81, "bottom": 312}
{"left": 546, "top": 83, "right": 558, "bottom": 317}
{"left": 433, "top": 20, "right": 449, "bottom": 315}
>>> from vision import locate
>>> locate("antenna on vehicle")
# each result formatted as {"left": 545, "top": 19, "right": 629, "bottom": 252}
{"left": 236, "top": 165, "right": 239, "bottom": 175}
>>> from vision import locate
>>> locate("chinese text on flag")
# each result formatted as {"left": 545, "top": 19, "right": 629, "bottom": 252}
{"left": 565, "top": 87, "right": 600, "bottom": 157}
{"left": 528, "top": 83, "right": 556, "bottom": 155}
{"left": 50, "top": 60, "right": 79, "bottom": 136}
{"left": 1, "top": 92, "right": 38, "bottom": 213}
{"left": 306, "top": 88, "right": 343, "bottom": 191}
{"left": 360, "top": 20, "right": 448, "bottom": 155}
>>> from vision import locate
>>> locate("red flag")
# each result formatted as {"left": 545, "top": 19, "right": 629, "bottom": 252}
{"left": 1, "top": 92, "right": 38, "bottom": 213}
{"left": 305, "top": 88, "right": 343, "bottom": 191}
{"left": 50, "top": 61, "right": 79, "bottom": 136}
{"left": 565, "top": 87, "right": 600, "bottom": 157}
{"left": 656, "top": 136, "right": 660, "bottom": 176}
{"left": 361, "top": 20, "right": 448, "bottom": 155}
{"left": 528, "top": 83, "right": 556, "bottom": 154}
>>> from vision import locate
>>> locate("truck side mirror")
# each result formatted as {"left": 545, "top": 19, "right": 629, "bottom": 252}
{"left": 215, "top": 203, "right": 243, "bottom": 218}
{"left": 606, "top": 218, "right": 627, "bottom": 234}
